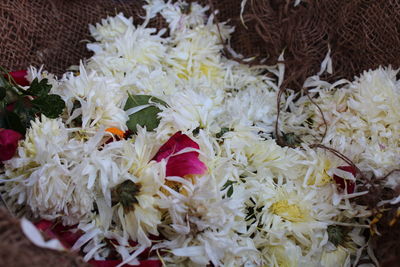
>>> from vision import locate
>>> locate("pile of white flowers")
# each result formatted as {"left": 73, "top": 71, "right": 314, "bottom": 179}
{"left": 1, "top": 1, "right": 398, "bottom": 266}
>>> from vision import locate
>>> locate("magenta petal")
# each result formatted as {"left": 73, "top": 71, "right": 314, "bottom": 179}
{"left": 153, "top": 132, "right": 199, "bottom": 162}
{"left": 8, "top": 70, "right": 30, "bottom": 86}
{"left": 166, "top": 152, "right": 207, "bottom": 177}
{"left": 153, "top": 132, "right": 207, "bottom": 177}
{"left": 0, "top": 129, "right": 22, "bottom": 161}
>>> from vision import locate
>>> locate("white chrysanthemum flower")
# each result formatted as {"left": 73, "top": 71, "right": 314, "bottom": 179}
{"left": 221, "top": 86, "right": 277, "bottom": 133}
{"left": 157, "top": 89, "right": 223, "bottom": 135}
{"left": 156, "top": 174, "right": 256, "bottom": 266}
{"left": 89, "top": 13, "right": 134, "bottom": 42}
{"left": 116, "top": 129, "right": 165, "bottom": 247}
{"left": 60, "top": 129, "right": 165, "bottom": 261}
{"left": 295, "top": 67, "right": 400, "bottom": 179}
{"left": 166, "top": 17, "right": 233, "bottom": 87}
{"left": 54, "top": 63, "right": 128, "bottom": 130}
{"left": 160, "top": 1, "right": 208, "bottom": 35}
{"left": 121, "top": 67, "right": 178, "bottom": 96}
{"left": 220, "top": 130, "right": 368, "bottom": 265}
{"left": 26, "top": 65, "right": 58, "bottom": 86}
{"left": 87, "top": 14, "right": 166, "bottom": 80}
{"left": 2, "top": 116, "right": 93, "bottom": 223}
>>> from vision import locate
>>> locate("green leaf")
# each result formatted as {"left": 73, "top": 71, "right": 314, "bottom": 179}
{"left": 0, "top": 75, "right": 8, "bottom": 88}
{"left": 124, "top": 94, "right": 167, "bottom": 133}
{"left": 0, "top": 111, "right": 7, "bottom": 128}
{"left": 26, "top": 78, "right": 51, "bottom": 97}
{"left": 4, "top": 110, "right": 25, "bottom": 135}
{"left": 221, "top": 180, "right": 236, "bottom": 191}
{"left": 31, "top": 94, "right": 66, "bottom": 119}
{"left": 0, "top": 87, "right": 5, "bottom": 100}
{"left": 11, "top": 98, "right": 35, "bottom": 129}
{"left": 227, "top": 186, "right": 234, "bottom": 197}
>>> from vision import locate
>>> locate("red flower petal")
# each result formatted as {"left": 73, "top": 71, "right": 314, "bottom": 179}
{"left": 0, "top": 129, "right": 22, "bottom": 161}
{"left": 153, "top": 132, "right": 200, "bottom": 161}
{"left": 333, "top": 166, "right": 356, "bottom": 194}
{"left": 8, "top": 70, "right": 29, "bottom": 86}
{"left": 34, "top": 220, "right": 82, "bottom": 249}
{"left": 34, "top": 221, "right": 163, "bottom": 262}
{"left": 153, "top": 132, "right": 206, "bottom": 177}
{"left": 164, "top": 152, "right": 207, "bottom": 177}
{"left": 35, "top": 220, "right": 54, "bottom": 232}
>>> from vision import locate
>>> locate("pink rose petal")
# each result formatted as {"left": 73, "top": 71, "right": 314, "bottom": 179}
{"left": 164, "top": 152, "right": 207, "bottom": 177}
{"left": 153, "top": 132, "right": 206, "bottom": 177}
{"left": 153, "top": 131, "right": 200, "bottom": 161}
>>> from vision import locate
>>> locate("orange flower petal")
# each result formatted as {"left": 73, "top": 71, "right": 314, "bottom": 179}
{"left": 105, "top": 128, "right": 125, "bottom": 138}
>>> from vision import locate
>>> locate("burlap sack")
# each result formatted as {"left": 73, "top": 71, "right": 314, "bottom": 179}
{"left": 0, "top": 207, "right": 90, "bottom": 267}
{"left": 2, "top": 0, "right": 400, "bottom": 88}
{"left": 241, "top": 0, "right": 400, "bottom": 88}
{"left": 3, "top": 0, "right": 400, "bottom": 89}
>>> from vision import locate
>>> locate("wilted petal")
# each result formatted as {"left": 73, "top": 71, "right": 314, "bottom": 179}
{"left": 333, "top": 166, "right": 356, "bottom": 194}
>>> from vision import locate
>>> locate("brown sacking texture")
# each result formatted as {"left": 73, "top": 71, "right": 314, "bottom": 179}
{"left": 0, "top": 0, "right": 241, "bottom": 76}
{"left": 240, "top": 0, "right": 400, "bottom": 90}
{"left": 0, "top": 208, "right": 90, "bottom": 267}
{"left": 2, "top": 0, "right": 400, "bottom": 88}
{"left": 0, "top": 0, "right": 149, "bottom": 75}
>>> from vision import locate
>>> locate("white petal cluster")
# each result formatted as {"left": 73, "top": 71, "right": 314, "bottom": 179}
{"left": 285, "top": 67, "right": 400, "bottom": 181}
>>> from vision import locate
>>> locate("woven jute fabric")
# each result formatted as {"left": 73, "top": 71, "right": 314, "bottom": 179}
{"left": 0, "top": 207, "right": 90, "bottom": 267}
{"left": 0, "top": 0, "right": 240, "bottom": 76}
{"left": 2, "top": 0, "right": 400, "bottom": 88}
{"left": 241, "top": 0, "right": 400, "bottom": 89}
{"left": 0, "top": 0, "right": 146, "bottom": 75}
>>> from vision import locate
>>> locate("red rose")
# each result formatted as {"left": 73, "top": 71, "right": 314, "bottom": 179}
{"left": 0, "top": 128, "right": 22, "bottom": 162}
{"left": 153, "top": 132, "right": 207, "bottom": 177}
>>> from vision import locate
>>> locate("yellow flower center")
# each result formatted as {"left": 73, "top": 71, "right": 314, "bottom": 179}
{"left": 270, "top": 200, "right": 306, "bottom": 222}
{"left": 176, "top": 61, "right": 220, "bottom": 80}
